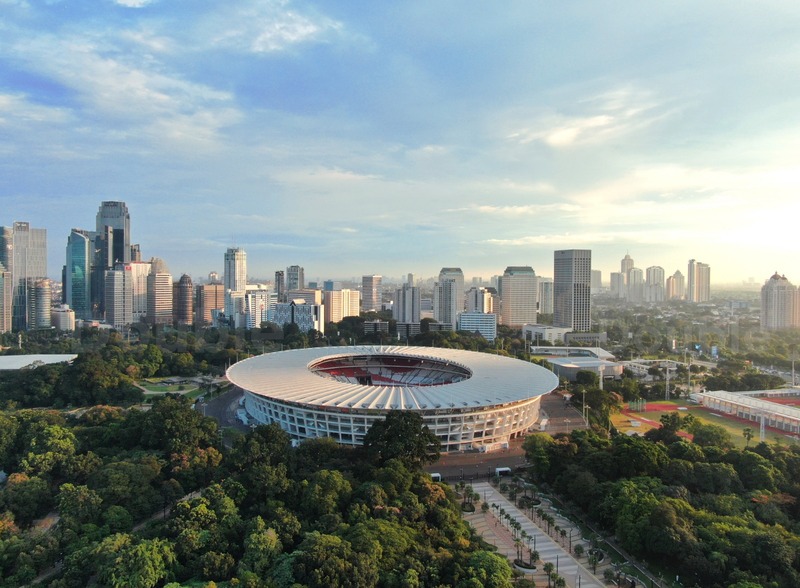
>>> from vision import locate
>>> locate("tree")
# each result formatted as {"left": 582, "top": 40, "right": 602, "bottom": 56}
{"left": 363, "top": 410, "right": 440, "bottom": 468}
{"left": 94, "top": 534, "right": 176, "bottom": 588}
{"left": 463, "top": 550, "right": 513, "bottom": 588}
{"left": 743, "top": 427, "right": 755, "bottom": 448}
{"left": 291, "top": 531, "right": 378, "bottom": 588}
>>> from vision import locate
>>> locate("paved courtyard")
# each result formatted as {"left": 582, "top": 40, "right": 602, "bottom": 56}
{"left": 463, "top": 481, "right": 608, "bottom": 588}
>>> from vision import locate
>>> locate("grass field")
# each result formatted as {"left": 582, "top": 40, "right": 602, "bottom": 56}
{"left": 612, "top": 399, "right": 799, "bottom": 449}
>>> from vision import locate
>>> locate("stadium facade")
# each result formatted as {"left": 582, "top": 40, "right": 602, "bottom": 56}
{"left": 227, "top": 346, "right": 559, "bottom": 452}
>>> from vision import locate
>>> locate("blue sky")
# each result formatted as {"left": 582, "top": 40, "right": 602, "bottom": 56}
{"left": 2, "top": 1, "right": 800, "bottom": 285}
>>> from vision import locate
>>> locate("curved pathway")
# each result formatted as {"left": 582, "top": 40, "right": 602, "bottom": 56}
{"left": 465, "top": 481, "right": 605, "bottom": 588}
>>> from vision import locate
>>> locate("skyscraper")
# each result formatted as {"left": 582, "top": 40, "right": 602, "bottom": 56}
{"left": 361, "top": 275, "right": 382, "bottom": 312}
{"left": 499, "top": 266, "right": 537, "bottom": 327}
{"left": 645, "top": 266, "right": 665, "bottom": 303}
{"left": 324, "top": 289, "right": 359, "bottom": 323}
{"left": 466, "top": 286, "right": 493, "bottom": 314}
{"left": 553, "top": 249, "right": 591, "bottom": 332}
{"left": 0, "top": 222, "right": 47, "bottom": 330}
{"left": 105, "top": 266, "right": 133, "bottom": 329}
{"left": 761, "top": 273, "right": 799, "bottom": 331}
{"left": 224, "top": 248, "right": 247, "bottom": 316}
{"left": 537, "top": 278, "right": 554, "bottom": 315}
{"left": 394, "top": 281, "right": 421, "bottom": 323}
{"left": 65, "top": 229, "right": 93, "bottom": 320}
{"left": 286, "top": 265, "right": 304, "bottom": 292}
{"left": 0, "top": 263, "right": 11, "bottom": 333}
{"left": 195, "top": 283, "right": 225, "bottom": 326}
{"left": 146, "top": 258, "right": 172, "bottom": 325}
{"left": 666, "top": 270, "right": 685, "bottom": 300}
{"left": 687, "top": 259, "right": 711, "bottom": 303}
{"left": 224, "top": 248, "right": 247, "bottom": 293}
{"left": 438, "top": 268, "right": 465, "bottom": 315}
{"left": 274, "top": 270, "right": 285, "bottom": 302}
{"left": 174, "top": 274, "right": 194, "bottom": 326}
{"left": 96, "top": 201, "right": 131, "bottom": 264}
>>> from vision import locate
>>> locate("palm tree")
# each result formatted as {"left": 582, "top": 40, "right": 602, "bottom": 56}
{"left": 574, "top": 544, "right": 584, "bottom": 558}
{"left": 543, "top": 562, "right": 554, "bottom": 588}
{"left": 743, "top": 426, "right": 754, "bottom": 448}
{"left": 560, "top": 528, "right": 567, "bottom": 546}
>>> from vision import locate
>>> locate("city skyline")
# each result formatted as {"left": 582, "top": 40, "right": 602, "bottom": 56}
{"left": 2, "top": 3, "right": 800, "bottom": 283}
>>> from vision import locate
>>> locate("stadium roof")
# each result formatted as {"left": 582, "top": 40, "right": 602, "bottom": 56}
{"left": 0, "top": 354, "right": 77, "bottom": 371}
{"left": 227, "top": 346, "right": 559, "bottom": 411}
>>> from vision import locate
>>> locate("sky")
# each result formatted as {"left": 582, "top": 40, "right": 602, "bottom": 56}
{"left": 2, "top": 1, "right": 800, "bottom": 286}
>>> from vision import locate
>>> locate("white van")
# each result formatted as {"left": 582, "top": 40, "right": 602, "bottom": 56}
{"left": 430, "top": 473, "right": 442, "bottom": 482}
{"left": 495, "top": 467, "right": 512, "bottom": 477}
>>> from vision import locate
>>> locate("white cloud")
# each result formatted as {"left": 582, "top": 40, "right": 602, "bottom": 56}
{"left": 199, "top": 1, "right": 343, "bottom": 54}
{"left": 0, "top": 93, "right": 71, "bottom": 125}
{"left": 449, "top": 203, "right": 581, "bottom": 216}
{"left": 506, "top": 86, "right": 666, "bottom": 148}
{"left": 114, "top": 0, "right": 156, "bottom": 7}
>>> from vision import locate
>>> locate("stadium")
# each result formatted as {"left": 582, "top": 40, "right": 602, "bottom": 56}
{"left": 227, "top": 345, "right": 559, "bottom": 452}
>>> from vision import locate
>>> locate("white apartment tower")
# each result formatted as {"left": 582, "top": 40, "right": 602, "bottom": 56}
{"left": 500, "top": 266, "right": 537, "bottom": 327}
{"left": 146, "top": 258, "right": 173, "bottom": 325}
{"left": 553, "top": 249, "right": 592, "bottom": 332}
{"left": 687, "top": 259, "right": 711, "bottom": 303}
{"left": 325, "top": 289, "right": 360, "bottom": 323}
{"left": 666, "top": 270, "right": 686, "bottom": 300}
{"left": 394, "top": 282, "right": 421, "bottom": 323}
{"left": 105, "top": 267, "right": 133, "bottom": 329}
{"left": 434, "top": 268, "right": 464, "bottom": 330}
{"left": 761, "top": 273, "right": 799, "bottom": 331}
{"left": 466, "top": 286, "right": 493, "bottom": 314}
{"left": 645, "top": 266, "right": 665, "bottom": 303}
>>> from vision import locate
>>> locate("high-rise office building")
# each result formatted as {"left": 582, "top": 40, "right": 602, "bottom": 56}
{"left": 96, "top": 201, "right": 131, "bottom": 264}
{"left": 224, "top": 248, "right": 246, "bottom": 317}
{"left": 196, "top": 283, "right": 225, "bottom": 326}
{"left": 26, "top": 279, "right": 51, "bottom": 329}
{"left": 666, "top": 270, "right": 685, "bottom": 300}
{"left": 553, "top": 249, "right": 592, "bottom": 332}
{"left": 0, "top": 263, "right": 11, "bottom": 333}
{"left": 286, "top": 265, "right": 304, "bottom": 292}
{"left": 362, "top": 275, "right": 382, "bottom": 312}
{"left": 438, "top": 268, "right": 465, "bottom": 315}
{"left": 0, "top": 222, "right": 47, "bottom": 330}
{"left": 394, "top": 282, "right": 421, "bottom": 323}
{"left": 761, "top": 273, "right": 799, "bottom": 331}
{"left": 224, "top": 248, "right": 247, "bottom": 293}
{"left": 274, "top": 270, "right": 286, "bottom": 302}
{"left": 174, "top": 274, "right": 194, "bottom": 326}
{"left": 499, "top": 266, "right": 537, "bottom": 327}
{"left": 65, "top": 229, "right": 93, "bottom": 320}
{"left": 687, "top": 259, "right": 711, "bottom": 303}
{"left": 105, "top": 266, "right": 133, "bottom": 329}
{"left": 146, "top": 258, "right": 172, "bottom": 325}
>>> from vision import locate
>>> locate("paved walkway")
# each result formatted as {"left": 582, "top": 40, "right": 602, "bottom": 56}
{"left": 464, "top": 482, "right": 606, "bottom": 588}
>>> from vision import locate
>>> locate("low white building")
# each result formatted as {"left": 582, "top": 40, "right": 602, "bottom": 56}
{"left": 523, "top": 324, "right": 570, "bottom": 344}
